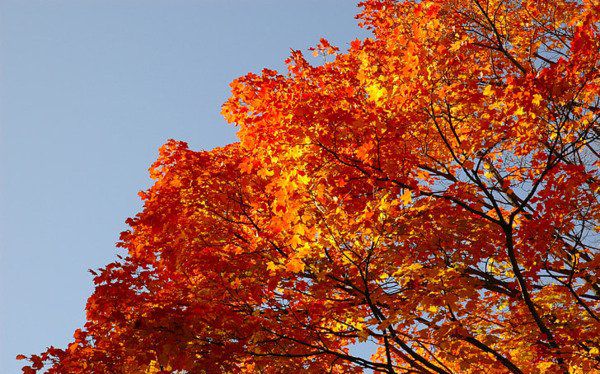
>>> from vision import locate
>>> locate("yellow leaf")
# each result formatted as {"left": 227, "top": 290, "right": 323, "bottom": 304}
{"left": 486, "top": 258, "right": 495, "bottom": 273}
{"left": 289, "top": 235, "right": 302, "bottom": 248}
{"left": 416, "top": 169, "right": 429, "bottom": 179}
{"left": 297, "top": 243, "right": 311, "bottom": 258}
{"left": 294, "top": 224, "right": 306, "bottom": 236}
{"left": 406, "top": 263, "right": 422, "bottom": 272}
{"left": 449, "top": 39, "right": 462, "bottom": 52}
{"left": 289, "top": 146, "right": 303, "bottom": 159}
{"left": 532, "top": 94, "right": 542, "bottom": 106}
{"left": 483, "top": 85, "right": 494, "bottom": 96}
{"left": 400, "top": 189, "right": 412, "bottom": 205}
{"left": 428, "top": 305, "right": 439, "bottom": 313}
{"left": 590, "top": 347, "right": 599, "bottom": 355}
{"left": 286, "top": 257, "right": 305, "bottom": 273}
{"left": 267, "top": 261, "right": 278, "bottom": 272}
{"left": 258, "top": 167, "right": 274, "bottom": 178}
{"left": 498, "top": 300, "right": 509, "bottom": 311}
{"left": 365, "top": 83, "right": 387, "bottom": 105}
{"left": 146, "top": 360, "right": 161, "bottom": 374}
{"left": 514, "top": 107, "right": 525, "bottom": 116}
{"left": 537, "top": 362, "right": 554, "bottom": 372}
{"left": 379, "top": 196, "right": 390, "bottom": 210}
{"left": 298, "top": 174, "right": 310, "bottom": 185}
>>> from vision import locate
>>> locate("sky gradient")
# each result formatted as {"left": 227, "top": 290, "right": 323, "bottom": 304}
{"left": 0, "top": 1, "right": 369, "bottom": 371}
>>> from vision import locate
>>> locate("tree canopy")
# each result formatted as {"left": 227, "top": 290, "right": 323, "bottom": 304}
{"left": 21, "top": 0, "right": 600, "bottom": 373}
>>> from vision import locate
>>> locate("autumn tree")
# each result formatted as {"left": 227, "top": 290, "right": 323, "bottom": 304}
{"left": 21, "top": 0, "right": 600, "bottom": 373}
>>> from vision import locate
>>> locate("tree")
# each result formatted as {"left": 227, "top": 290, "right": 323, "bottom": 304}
{"left": 21, "top": 0, "right": 600, "bottom": 372}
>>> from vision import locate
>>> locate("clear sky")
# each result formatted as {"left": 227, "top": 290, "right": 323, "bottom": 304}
{"left": 0, "top": 1, "right": 370, "bottom": 372}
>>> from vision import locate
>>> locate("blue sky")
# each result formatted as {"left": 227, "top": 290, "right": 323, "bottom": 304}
{"left": 0, "top": 1, "right": 370, "bottom": 372}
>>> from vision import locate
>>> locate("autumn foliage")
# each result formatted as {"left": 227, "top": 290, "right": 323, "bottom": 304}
{"left": 22, "top": 0, "right": 600, "bottom": 373}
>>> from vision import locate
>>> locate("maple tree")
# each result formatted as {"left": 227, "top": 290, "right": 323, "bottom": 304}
{"left": 21, "top": 0, "right": 600, "bottom": 373}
